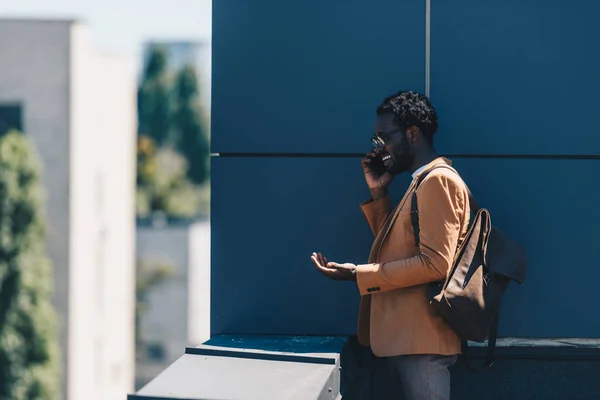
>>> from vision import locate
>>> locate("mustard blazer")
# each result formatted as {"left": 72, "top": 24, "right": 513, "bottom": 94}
{"left": 355, "top": 157, "right": 471, "bottom": 357}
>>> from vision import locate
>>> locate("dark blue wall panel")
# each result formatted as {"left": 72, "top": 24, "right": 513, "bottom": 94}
{"left": 212, "top": 0, "right": 600, "bottom": 341}
{"left": 431, "top": 0, "right": 600, "bottom": 155}
{"left": 451, "top": 158, "right": 600, "bottom": 337}
{"left": 212, "top": 156, "right": 600, "bottom": 337}
{"left": 212, "top": 0, "right": 425, "bottom": 154}
{"left": 211, "top": 156, "right": 412, "bottom": 335}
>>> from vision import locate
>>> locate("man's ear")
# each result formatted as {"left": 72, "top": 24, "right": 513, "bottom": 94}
{"left": 406, "top": 126, "right": 421, "bottom": 143}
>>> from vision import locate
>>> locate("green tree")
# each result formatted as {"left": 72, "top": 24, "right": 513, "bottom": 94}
{"left": 172, "top": 65, "right": 210, "bottom": 185}
{"left": 0, "top": 131, "right": 59, "bottom": 400}
{"left": 135, "top": 260, "right": 174, "bottom": 360}
{"left": 138, "top": 45, "right": 172, "bottom": 146}
{"left": 136, "top": 136, "right": 207, "bottom": 218}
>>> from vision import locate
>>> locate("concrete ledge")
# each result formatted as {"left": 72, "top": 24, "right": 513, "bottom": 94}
{"left": 340, "top": 336, "right": 600, "bottom": 400}
{"left": 186, "top": 345, "right": 338, "bottom": 365}
{"left": 129, "top": 335, "right": 346, "bottom": 400}
{"left": 469, "top": 337, "right": 600, "bottom": 348}
{"left": 467, "top": 345, "right": 600, "bottom": 361}
{"left": 130, "top": 336, "right": 600, "bottom": 399}
{"left": 451, "top": 358, "right": 600, "bottom": 399}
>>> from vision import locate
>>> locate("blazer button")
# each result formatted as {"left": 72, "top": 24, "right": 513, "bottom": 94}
{"left": 375, "top": 287, "right": 381, "bottom": 291}
{"left": 367, "top": 288, "right": 373, "bottom": 293}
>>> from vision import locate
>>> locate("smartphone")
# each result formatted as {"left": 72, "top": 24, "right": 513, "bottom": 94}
{"left": 368, "top": 151, "right": 387, "bottom": 176}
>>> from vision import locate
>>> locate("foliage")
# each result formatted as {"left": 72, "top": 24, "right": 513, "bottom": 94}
{"left": 0, "top": 131, "right": 59, "bottom": 400}
{"left": 136, "top": 136, "right": 209, "bottom": 218}
{"left": 136, "top": 45, "right": 211, "bottom": 218}
{"left": 138, "top": 45, "right": 172, "bottom": 146}
{"left": 135, "top": 259, "right": 175, "bottom": 360}
{"left": 172, "top": 65, "right": 210, "bottom": 185}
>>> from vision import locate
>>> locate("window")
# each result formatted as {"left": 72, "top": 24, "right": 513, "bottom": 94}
{"left": 146, "top": 342, "right": 166, "bottom": 362}
{"left": 0, "top": 103, "right": 23, "bottom": 135}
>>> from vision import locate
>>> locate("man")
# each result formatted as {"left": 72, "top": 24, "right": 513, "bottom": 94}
{"left": 311, "top": 90, "right": 471, "bottom": 400}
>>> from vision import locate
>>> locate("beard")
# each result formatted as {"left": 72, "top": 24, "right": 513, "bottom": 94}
{"left": 386, "top": 137, "right": 414, "bottom": 175}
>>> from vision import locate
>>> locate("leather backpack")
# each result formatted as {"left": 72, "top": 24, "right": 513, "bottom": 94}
{"left": 411, "top": 164, "right": 527, "bottom": 369}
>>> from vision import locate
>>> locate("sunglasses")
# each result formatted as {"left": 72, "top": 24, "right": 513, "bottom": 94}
{"left": 370, "top": 128, "right": 404, "bottom": 151}
{"left": 370, "top": 135, "right": 385, "bottom": 151}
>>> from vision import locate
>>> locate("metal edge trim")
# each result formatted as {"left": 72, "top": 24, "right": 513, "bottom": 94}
{"left": 185, "top": 346, "right": 338, "bottom": 365}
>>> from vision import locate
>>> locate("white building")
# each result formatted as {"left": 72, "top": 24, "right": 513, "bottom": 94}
{"left": 135, "top": 218, "right": 211, "bottom": 388}
{"left": 0, "top": 19, "right": 136, "bottom": 400}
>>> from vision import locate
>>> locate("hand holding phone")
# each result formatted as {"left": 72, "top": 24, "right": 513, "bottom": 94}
{"left": 362, "top": 150, "right": 394, "bottom": 199}
{"left": 365, "top": 151, "right": 387, "bottom": 176}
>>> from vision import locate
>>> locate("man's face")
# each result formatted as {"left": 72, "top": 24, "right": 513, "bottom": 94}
{"left": 374, "top": 114, "right": 414, "bottom": 175}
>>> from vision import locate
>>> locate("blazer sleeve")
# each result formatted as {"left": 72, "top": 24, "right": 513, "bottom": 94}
{"left": 360, "top": 194, "right": 392, "bottom": 236}
{"left": 355, "top": 171, "right": 467, "bottom": 295}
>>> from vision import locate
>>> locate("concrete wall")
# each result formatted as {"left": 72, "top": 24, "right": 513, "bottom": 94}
{"left": 188, "top": 220, "right": 211, "bottom": 345}
{"left": 91, "top": 48, "right": 136, "bottom": 400}
{"left": 69, "top": 22, "right": 136, "bottom": 400}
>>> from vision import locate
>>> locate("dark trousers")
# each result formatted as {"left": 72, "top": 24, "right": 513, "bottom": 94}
{"left": 340, "top": 336, "right": 457, "bottom": 400}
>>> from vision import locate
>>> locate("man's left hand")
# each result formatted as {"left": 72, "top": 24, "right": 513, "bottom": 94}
{"left": 311, "top": 252, "right": 356, "bottom": 281}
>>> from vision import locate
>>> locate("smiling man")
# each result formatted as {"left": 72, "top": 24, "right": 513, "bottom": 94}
{"left": 311, "top": 90, "right": 471, "bottom": 400}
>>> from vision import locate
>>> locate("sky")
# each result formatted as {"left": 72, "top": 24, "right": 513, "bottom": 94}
{"left": 1, "top": 0, "right": 212, "bottom": 63}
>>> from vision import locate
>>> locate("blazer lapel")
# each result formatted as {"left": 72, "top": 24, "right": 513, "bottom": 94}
{"left": 367, "top": 157, "right": 453, "bottom": 263}
{"left": 368, "top": 179, "right": 418, "bottom": 263}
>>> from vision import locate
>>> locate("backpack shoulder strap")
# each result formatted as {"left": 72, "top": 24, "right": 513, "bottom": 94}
{"left": 410, "top": 164, "right": 499, "bottom": 371}
{"left": 410, "top": 164, "right": 479, "bottom": 247}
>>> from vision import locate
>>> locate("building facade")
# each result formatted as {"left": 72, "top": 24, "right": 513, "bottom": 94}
{"left": 0, "top": 19, "right": 136, "bottom": 400}
{"left": 210, "top": 0, "right": 600, "bottom": 397}
{"left": 135, "top": 219, "right": 211, "bottom": 389}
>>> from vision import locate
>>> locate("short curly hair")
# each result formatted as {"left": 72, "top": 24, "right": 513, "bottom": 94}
{"left": 376, "top": 90, "right": 439, "bottom": 144}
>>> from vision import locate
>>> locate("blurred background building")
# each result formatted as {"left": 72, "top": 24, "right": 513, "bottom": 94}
{"left": 134, "top": 38, "right": 212, "bottom": 389}
{"left": 0, "top": 18, "right": 136, "bottom": 400}
{"left": 0, "top": 4, "right": 212, "bottom": 397}
{"left": 135, "top": 219, "right": 210, "bottom": 388}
